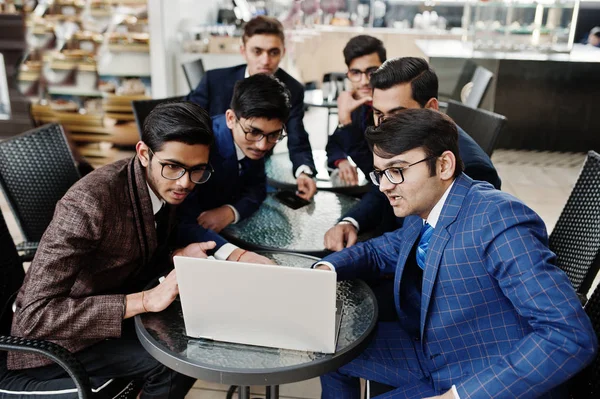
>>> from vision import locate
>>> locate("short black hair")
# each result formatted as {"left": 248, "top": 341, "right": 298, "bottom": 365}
{"left": 143, "top": 102, "right": 214, "bottom": 152}
{"left": 343, "top": 35, "right": 387, "bottom": 66}
{"left": 230, "top": 74, "right": 291, "bottom": 122}
{"left": 370, "top": 57, "right": 438, "bottom": 108}
{"left": 242, "top": 16, "right": 285, "bottom": 45}
{"left": 365, "top": 108, "right": 464, "bottom": 178}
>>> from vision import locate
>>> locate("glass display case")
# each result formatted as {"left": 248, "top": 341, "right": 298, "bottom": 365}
{"left": 465, "top": 0, "right": 580, "bottom": 53}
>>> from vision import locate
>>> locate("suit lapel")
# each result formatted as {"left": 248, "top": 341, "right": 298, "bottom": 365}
{"left": 394, "top": 217, "right": 421, "bottom": 316}
{"left": 419, "top": 174, "right": 473, "bottom": 339}
{"left": 127, "top": 157, "right": 157, "bottom": 266}
{"left": 212, "top": 115, "right": 239, "bottom": 181}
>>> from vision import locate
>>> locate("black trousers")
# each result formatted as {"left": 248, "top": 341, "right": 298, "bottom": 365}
{"left": 5, "top": 322, "right": 195, "bottom": 399}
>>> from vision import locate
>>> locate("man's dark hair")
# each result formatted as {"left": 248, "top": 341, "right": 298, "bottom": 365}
{"left": 365, "top": 108, "right": 464, "bottom": 178}
{"left": 230, "top": 74, "right": 291, "bottom": 122}
{"left": 143, "top": 102, "right": 214, "bottom": 152}
{"left": 242, "top": 16, "right": 285, "bottom": 45}
{"left": 343, "top": 35, "right": 387, "bottom": 66}
{"left": 370, "top": 57, "right": 438, "bottom": 108}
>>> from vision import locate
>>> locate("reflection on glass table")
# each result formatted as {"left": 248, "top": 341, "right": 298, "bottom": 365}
{"left": 221, "top": 190, "right": 361, "bottom": 256}
{"left": 135, "top": 251, "right": 377, "bottom": 399}
{"left": 266, "top": 150, "right": 369, "bottom": 195}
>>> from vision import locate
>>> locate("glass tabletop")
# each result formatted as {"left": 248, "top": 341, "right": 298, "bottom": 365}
{"left": 135, "top": 252, "right": 378, "bottom": 386}
{"left": 266, "top": 150, "right": 369, "bottom": 194}
{"left": 221, "top": 191, "right": 359, "bottom": 255}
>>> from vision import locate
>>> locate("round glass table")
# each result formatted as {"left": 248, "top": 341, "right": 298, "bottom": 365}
{"left": 134, "top": 252, "right": 378, "bottom": 399}
{"left": 221, "top": 190, "right": 361, "bottom": 257}
{"left": 266, "top": 150, "right": 370, "bottom": 195}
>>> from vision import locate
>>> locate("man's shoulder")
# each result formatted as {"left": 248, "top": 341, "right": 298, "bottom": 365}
{"left": 274, "top": 68, "right": 304, "bottom": 93}
{"left": 66, "top": 158, "right": 130, "bottom": 201}
{"left": 206, "top": 64, "right": 245, "bottom": 79}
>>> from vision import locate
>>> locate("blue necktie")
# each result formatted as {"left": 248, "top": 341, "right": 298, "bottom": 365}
{"left": 416, "top": 222, "right": 434, "bottom": 270}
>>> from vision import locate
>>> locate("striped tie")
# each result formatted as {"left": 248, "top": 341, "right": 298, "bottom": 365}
{"left": 416, "top": 222, "right": 434, "bottom": 270}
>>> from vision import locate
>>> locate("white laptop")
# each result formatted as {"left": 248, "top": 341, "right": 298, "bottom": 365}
{"left": 173, "top": 256, "right": 341, "bottom": 354}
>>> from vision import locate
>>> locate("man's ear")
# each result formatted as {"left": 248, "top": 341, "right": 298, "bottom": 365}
{"left": 225, "top": 109, "right": 236, "bottom": 130}
{"left": 136, "top": 141, "right": 150, "bottom": 167}
{"left": 438, "top": 150, "right": 456, "bottom": 180}
{"left": 424, "top": 97, "right": 439, "bottom": 111}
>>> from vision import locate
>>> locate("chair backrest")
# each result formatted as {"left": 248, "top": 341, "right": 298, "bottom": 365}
{"left": 0, "top": 211, "right": 24, "bottom": 336}
{"left": 322, "top": 72, "right": 346, "bottom": 102}
{"left": 0, "top": 124, "right": 80, "bottom": 244}
{"left": 132, "top": 96, "right": 185, "bottom": 138}
{"left": 181, "top": 58, "right": 205, "bottom": 91}
{"left": 446, "top": 99, "right": 506, "bottom": 157}
{"left": 463, "top": 66, "right": 494, "bottom": 108}
{"left": 549, "top": 151, "right": 600, "bottom": 297}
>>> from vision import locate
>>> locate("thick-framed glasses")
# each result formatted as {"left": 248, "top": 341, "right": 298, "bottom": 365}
{"left": 236, "top": 117, "right": 287, "bottom": 144}
{"left": 148, "top": 148, "right": 213, "bottom": 184}
{"left": 346, "top": 67, "right": 379, "bottom": 82}
{"left": 369, "top": 156, "right": 436, "bottom": 186}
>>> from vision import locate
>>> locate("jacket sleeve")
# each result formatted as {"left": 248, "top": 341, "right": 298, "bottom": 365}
{"left": 185, "top": 73, "right": 210, "bottom": 111}
{"left": 286, "top": 88, "right": 316, "bottom": 174}
{"left": 232, "top": 164, "right": 267, "bottom": 220}
{"left": 325, "top": 125, "right": 348, "bottom": 169}
{"left": 176, "top": 222, "right": 228, "bottom": 250}
{"left": 320, "top": 228, "right": 403, "bottom": 281}
{"left": 455, "top": 201, "right": 597, "bottom": 398}
{"left": 11, "top": 191, "right": 126, "bottom": 342}
{"left": 343, "top": 184, "right": 390, "bottom": 232}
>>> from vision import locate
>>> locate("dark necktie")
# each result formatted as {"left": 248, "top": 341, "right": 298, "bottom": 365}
{"left": 238, "top": 157, "right": 250, "bottom": 177}
{"left": 416, "top": 222, "right": 434, "bottom": 270}
{"left": 155, "top": 205, "right": 169, "bottom": 247}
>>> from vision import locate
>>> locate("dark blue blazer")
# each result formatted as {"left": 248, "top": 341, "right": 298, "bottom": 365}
{"left": 186, "top": 64, "right": 316, "bottom": 174}
{"left": 345, "top": 126, "right": 502, "bottom": 232}
{"left": 325, "top": 104, "right": 373, "bottom": 173}
{"left": 322, "top": 174, "right": 597, "bottom": 397}
{"left": 178, "top": 114, "right": 267, "bottom": 223}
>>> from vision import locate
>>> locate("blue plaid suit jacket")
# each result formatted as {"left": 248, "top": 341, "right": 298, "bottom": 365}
{"left": 322, "top": 174, "right": 597, "bottom": 398}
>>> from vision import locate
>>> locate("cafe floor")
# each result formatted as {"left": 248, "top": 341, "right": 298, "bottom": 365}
{"left": 1, "top": 106, "right": 598, "bottom": 398}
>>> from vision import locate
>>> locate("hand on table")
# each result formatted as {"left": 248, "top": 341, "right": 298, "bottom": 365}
{"left": 337, "top": 159, "right": 358, "bottom": 185}
{"left": 296, "top": 173, "right": 317, "bottom": 200}
{"left": 173, "top": 241, "right": 217, "bottom": 258}
{"left": 197, "top": 206, "right": 235, "bottom": 233}
{"left": 228, "top": 249, "right": 277, "bottom": 265}
{"left": 324, "top": 222, "right": 358, "bottom": 251}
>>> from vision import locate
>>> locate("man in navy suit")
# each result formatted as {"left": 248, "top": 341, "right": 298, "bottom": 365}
{"left": 186, "top": 15, "right": 317, "bottom": 201}
{"left": 178, "top": 74, "right": 290, "bottom": 263}
{"left": 326, "top": 35, "right": 386, "bottom": 184}
{"left": 315, "top": 109, "right": 597, "bottom": 398}
{"left": 324, "top": 57, "right": 501, "bottom": 251}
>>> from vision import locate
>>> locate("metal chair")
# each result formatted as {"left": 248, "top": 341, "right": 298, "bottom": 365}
{"left": 549, "top": 151, "right": 600, "bottom": 302}
{"left": 446, "top": 99, "right": 507, "bottom": 157}
{"left": 0, "top": 123, "right": 80, "bottom": 260}
{"left": 181, "top": 58, "right": 205, "bottom": 91}
{"left": 132, "top": 96, "right": 185, "bottom": 138}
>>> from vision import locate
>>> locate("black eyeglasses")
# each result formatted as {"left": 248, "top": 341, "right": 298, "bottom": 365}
{"left": 236, "top": 117, "right": 287, "bottom": 144}
{"left": 346, "top": 66, "right": 379, "bottom": 82}
{"left": 149, "top": 148, "right": 213, "bottom": 184}
{"left": 369, "top": 156, "right": 436, "bottom": 186}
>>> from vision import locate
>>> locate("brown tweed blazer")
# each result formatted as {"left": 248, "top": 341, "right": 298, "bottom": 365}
{"left": 8, "top": 156, "right": 170, "bottom": 370}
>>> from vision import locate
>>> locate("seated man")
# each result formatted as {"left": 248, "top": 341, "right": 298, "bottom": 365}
{"left": 324, "top": 57, "right": 502, "bottom": 251}
{"left": 186, "top": 15, "right": 317, "bottom": 201}
{"left": 316, "top": 109, "right": 597, "bottom": 399}
{"left": 326, "top": 35, "right": 386, "bottom": 184}
{"left": 8, "top": 102, "right": 221, "bottom": 397}
{"left": 178, "top": 74, "right": 290, "bottom": 247}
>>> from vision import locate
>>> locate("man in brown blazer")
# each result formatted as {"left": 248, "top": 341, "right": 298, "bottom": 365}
{"left": 6, "top": 102, "right": 236, "bottom": 398}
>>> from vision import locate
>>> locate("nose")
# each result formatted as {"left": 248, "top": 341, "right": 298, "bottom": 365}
{"left": 378, "top": 173, "right": 396, "bottom": 193}
{"left": 360, "top": 72, "right": 370, "bottom": 86}
{"left": 256, "top": 137, "right": 270, "bottom": 151}
{"left": 259, "top": 52, "right": 270, "bottom": 65}
{"left": 177, "top": 171, "right": 194, "bottom": 190}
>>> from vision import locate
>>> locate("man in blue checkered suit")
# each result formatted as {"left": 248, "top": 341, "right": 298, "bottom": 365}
{"left": 316, "top": 109, "right": 597, "bottom": 398}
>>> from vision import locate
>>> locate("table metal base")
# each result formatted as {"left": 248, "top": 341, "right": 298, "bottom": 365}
{"left": 228, "top": 385, "right": 279, "bottom": 399}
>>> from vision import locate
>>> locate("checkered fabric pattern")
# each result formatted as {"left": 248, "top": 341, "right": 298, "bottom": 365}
{"left": 321, "top": 174, "right": 597, "bottom": 398}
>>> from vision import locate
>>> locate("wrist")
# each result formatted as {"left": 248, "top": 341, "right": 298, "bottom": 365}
{"left": 334, "top": 159, "right": 347, "bottom": 168}
{"left": 338, "top": 220, "right": 358, "bottom": 230}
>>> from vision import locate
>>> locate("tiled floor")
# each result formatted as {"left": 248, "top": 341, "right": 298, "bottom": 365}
{"left": 0, "top": 106, "right": 596, "bottom": 398}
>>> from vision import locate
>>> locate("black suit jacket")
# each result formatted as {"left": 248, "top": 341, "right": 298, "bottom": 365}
{"left": 186, "top": 64, "right": 315, "bottom": 173}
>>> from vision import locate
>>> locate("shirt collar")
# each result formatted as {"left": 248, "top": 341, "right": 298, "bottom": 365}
{"left": 244, "top": 67, "right": 249, "bottom": 78}
{"left": 146, "top": 183, "right": 165, "bottom": 215}
{"left": 233, "top": 141, "right": 245, "bottom": 161}
{"left": 423, "top": 180, "right": 455, "bottom": 228}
